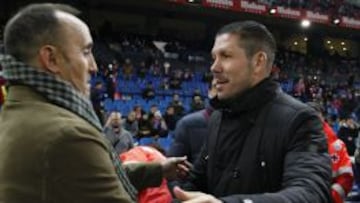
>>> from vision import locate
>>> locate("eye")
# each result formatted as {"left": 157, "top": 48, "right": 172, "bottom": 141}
{"left": 221, "top": 52, "right": 231, "bottom": 58}
{"left": 83, "top": 48, "right": 92, "bottom": 55}
{"left": 83, "top": 48, "right": 92, "bottom": 56}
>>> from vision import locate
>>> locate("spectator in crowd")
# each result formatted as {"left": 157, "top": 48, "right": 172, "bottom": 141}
{"left": 169, "top": 70, "right": 182, "bottom": 89}
{"left": 123, "top": 111, "right": 139, "bottom": 138}
{"left": 170, "top": 93, "right": 185, "bottom": 117}
{"left": 137, "top": 113, "right": 153, "bottom": 138}
{"left": 160, "top": 77, "right": 170, "bottom": 90}
{"left": 0, "top": 3, "right": 189, "bottom": 203}
{"left": 150, "top": 110, "right": 168, "bottom": 138}
{"left": 163, "top": 105, "right": 178, "bottom": 132}
{"left": 307, "top": 102, "right": 354, "bottom": 203}
{"left": 103, "top": 66, "right": 116, "bottom": 100}
{"left": 137, "top": 61, "right": 147, "bottom": 79}
{"left": 190, "top": 95, "right": 205, "bottom": 112}
{"left": 133, "top": 105, "right": 145, "bottom": 121}
{"left": 192, "top": 88, "right": 202, "bottom": 98}
{"left": 90, "top": 80, "right": 105, "bottom": 124}
{"left": 141, "top": 81, "right": 155, "bottom": 101}
{"left": 104, "top": 111, "right": 134, "bottom": 154}
{"left": 338, "top": 116, "right": 360, "bottom": 156}
{"left": 183, "top": 68, "right": 193, "bottom": 81}
{"left": 122, "top": 58, "right": 133, "bottom": 80}
{"left": 173, "top": 20, "right": 331, "bottom": 203}
{"left": 148, "top": 104, "right": 159, "bottom": 120}
{"left": 149, "top": 59, "right": 161, "bottom": 76}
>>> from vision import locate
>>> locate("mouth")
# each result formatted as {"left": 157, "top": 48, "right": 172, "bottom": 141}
{"left": 214, "top": 78, "right": 229, "bottom": 89}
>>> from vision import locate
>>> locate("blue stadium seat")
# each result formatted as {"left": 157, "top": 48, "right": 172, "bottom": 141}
{"left": 103, "top": 98, "right": 114, "bottom": 112}
{"left": 158, "top": 137, "right": 172, "bottom": 152}
{"left": 139, "top": 137, "right": 155, "bottom": 146}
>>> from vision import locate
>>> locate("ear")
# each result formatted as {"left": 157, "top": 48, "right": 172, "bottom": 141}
{"left": 37, "top": 45, "right": 62, "bottom": 74}
{"left": 251, "top": 51, "right": 268, "bottom": 75}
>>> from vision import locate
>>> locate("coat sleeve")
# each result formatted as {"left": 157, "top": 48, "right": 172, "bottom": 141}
{"left": 220, "top": 110, "right": 332, "bottom": 203}
{"left": 48, "top": 126, "right": 135, "bottom": 203}
{"left": 123, "top": 162, "right": 163, "bottom": 191}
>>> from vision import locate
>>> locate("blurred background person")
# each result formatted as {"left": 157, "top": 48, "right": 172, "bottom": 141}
{"left": 308, "top": 102, "right": 354, "bottom": 203}
{"left": 104, "top": 111, "right": 134, "bottom": 155}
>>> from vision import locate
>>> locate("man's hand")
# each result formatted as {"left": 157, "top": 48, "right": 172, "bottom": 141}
{"left": 173, "top": 186, "right": 222, "bottom": 203}
{"left": 161, "top": 156, "right": 191, "bottom": 180}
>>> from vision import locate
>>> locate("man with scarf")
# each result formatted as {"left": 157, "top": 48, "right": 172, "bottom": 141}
{"left": 0, "top": 3, "right": 189, "bottom": 203}
{"left": 173, "top": 21, "right": 331, "bottom": 203}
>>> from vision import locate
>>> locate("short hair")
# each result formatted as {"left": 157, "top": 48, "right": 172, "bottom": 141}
{"left": 216, "top": 21, "right": 276, "bottom": 69}
{"left": 4, "top": 3, "right": 80, "bottom": 62}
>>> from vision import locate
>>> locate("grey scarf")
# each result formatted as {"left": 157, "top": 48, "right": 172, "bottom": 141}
{"left": 0, "top": 54, "right": 138, "bottom": 201}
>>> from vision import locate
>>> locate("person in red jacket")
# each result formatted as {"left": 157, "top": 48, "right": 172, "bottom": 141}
{"left": 120, "top": 145, "right": 173, "bottom": 203}
{"left": 308, "top": 102, "right": 354, "bottom": 203}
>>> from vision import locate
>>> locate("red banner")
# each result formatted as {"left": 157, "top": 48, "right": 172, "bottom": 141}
{"left": 202, "top": 0, "right": 239, "bottom": 11}
{"left": 239, "top": 0, "right": 268, "bottom": 14}
{"left": 305, "top": 11, "right": 329, "bottom": 24}
{"left": 340, "top": 16, "right": 360, "bottom": 29}
{"left": 168, "top": 0, "right": 360, "bottom": 30}
{"left": 275, "top": 6, "right": 302, "bottom": 19}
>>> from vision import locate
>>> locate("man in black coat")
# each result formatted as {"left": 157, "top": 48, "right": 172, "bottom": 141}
{"left": 173, "top": 21, "right": 331, "bottom": 203}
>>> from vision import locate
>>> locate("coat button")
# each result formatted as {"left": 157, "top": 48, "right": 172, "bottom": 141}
{"left": 233, "top": 168, "right": 240, "bottom": 178}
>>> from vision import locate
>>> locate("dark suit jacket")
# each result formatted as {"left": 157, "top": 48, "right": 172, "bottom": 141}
{"left": 168, "top": 109, "right": 210, "bottom": 163}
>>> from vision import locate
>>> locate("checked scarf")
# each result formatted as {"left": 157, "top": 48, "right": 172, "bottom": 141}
{"left": 0, "top": 54, "right": 138, "bottom": 201}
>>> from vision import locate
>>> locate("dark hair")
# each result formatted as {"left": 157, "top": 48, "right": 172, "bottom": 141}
{"left": 216, "top": 21, "right": 276, "bottom": 69}
{"left": 4, "top": 3, "right": 80, "bottom": 62}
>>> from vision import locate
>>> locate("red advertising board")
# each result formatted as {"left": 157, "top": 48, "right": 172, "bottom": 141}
{"left": 305, "top": 11, "right": 329, "bottom": 24}
{"left": 275, "top": 6, "right": 302, "bottom": 19}
{"left": 168, "top": 0, "right": 360, "bottom": 30}
{"left": 202, "top": 0, "right": 239, "bottom": 11}
{"left": 340, "top": 16, "right": 360, "bottom": 29}
{"left": 239, "top": 0, "right": 268, "bottom": 15}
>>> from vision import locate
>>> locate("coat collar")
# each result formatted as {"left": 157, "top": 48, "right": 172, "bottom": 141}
{"left": 7, "top": 85, "right": 47, "bottom": 102}
{"left": 213, "top": 78, "right": 279, "bottom": 115}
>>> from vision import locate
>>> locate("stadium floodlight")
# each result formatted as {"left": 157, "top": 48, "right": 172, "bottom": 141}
{"left": 333, "top": 18, "right": 341, "bottom": 25}
{"left": 269, "top": 8, "right": 277, "bottom": 15}
{"left": 301, "top": 19, "right": 311, "bottom": 28}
